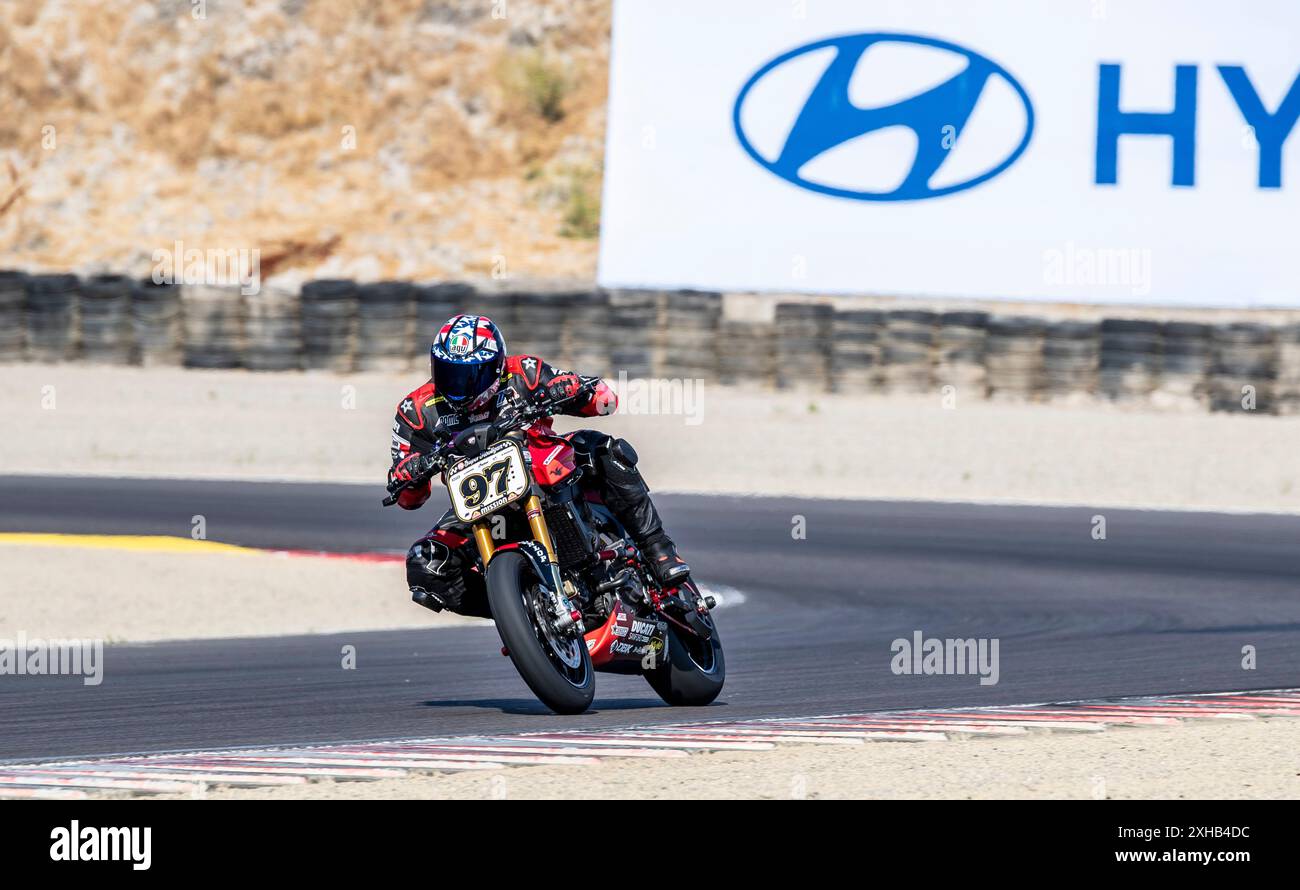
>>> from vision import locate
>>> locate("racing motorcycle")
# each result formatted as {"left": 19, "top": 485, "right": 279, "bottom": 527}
{"left": 383, "top": 378, "right": 724, "bottom": 714}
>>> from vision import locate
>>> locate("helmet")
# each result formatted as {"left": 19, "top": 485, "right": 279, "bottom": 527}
{"left": 431, "top": 314, "right": 506, "bottom": 410}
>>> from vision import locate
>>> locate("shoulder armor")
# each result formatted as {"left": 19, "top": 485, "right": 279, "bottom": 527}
{"left": 397, "top": 381, "right": 436, "bottom": 429}
{"left": 506, "top": 354, "right": 544, "bottom": 391}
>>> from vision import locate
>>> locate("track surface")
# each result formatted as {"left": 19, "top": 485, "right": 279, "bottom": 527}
{"left": 2, "top": 475, "right": 1299, "bottom": 762}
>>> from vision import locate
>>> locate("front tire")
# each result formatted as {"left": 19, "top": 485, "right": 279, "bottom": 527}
{"left": 646, "top": 617, "right": 725, "bottom": 707}
{"left": 485, "top": 551, "right": 595, "bottom": 714}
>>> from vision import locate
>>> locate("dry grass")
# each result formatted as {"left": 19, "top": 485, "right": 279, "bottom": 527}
{"left": 0, "top": 0, "right": 612, "bottom": 283}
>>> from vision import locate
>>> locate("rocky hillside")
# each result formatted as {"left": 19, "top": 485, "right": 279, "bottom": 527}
{"left": 0, "top": 0, "right": 609, "bottom": 285}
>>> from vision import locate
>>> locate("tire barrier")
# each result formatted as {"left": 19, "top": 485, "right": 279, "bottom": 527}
{"left": 510, "top": 289, "right": 568, "bottom": 362}
{"left": 0, "top": 270, "right": 27, "bottom": 362}
{"left": 25, "top": 273, "right": 80, "bottom": 363}
{"left": 935, "top": 310, "right": 988, "bottom": 397}
{"left": 132, "top": 279, "right": 183, "bottom": 366}
{"left": 244, "top": 285, "right": 301, "bottom": 371}
{"left": 660, "top": 289, "right": 722, "bottom": 381}
{"left": 774, "top": 302, "right": 833, "bottom": 390}
{"left": 79, "top": 274, "right": 134, "bottom": 365}
{"left": 830, "top": 309, "right": 884, "bottom": 393}
{"left": 1099, "top": 318, "right": 1161, "bottom": 402}
{"left": 562, "top": 288, "right": 611, "bottom": 378}
{"left": 881, "top": 309, "right": 936, "bottom": 394}
{"left": 182, "top": 284, "right": 244, "bottom": 369}
{"left": 300, "top": 279, "right": 357, "bottom": 372}
{"left": 718, "top": 318, "right": 777, "bottom": 386}
{"left": 7, "top": 269, "right": 1300, "bottom": 417}
{"left": 1042, "top": 320, "right": 1100, "bottom": 399}
{"left": 355, "top": 281, "right": 414, "bottom": 372}
{"left": 1276, "top": 323, "right": 1300, "bottom": 416}
{"left": 984, "top": 315, "right": 1045, "bottom": 401}
{"left": 1209, "top": 322, "right": 1276, "bottom": 414}
{"left": 1156, "top": 321, "right": 1212, "bottom": 406}
{"left": 606, "top": 288, "right": 658, "bottom": 379}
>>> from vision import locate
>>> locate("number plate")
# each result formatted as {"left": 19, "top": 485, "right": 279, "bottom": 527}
{"left": 446, "top": 440, "right": 530, "bottom": 522}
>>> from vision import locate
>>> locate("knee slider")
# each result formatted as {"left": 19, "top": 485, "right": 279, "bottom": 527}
{"left": 406, "top": 538, "right": 463, "bottom": 602}
{"left": 407, "top": 538, "right": 457, "bottom": 579}
{"left": 406, "top": 538, "right": 487, "bottom": 617}
{"left": 609, "top": 437, "right": 639, "bottom": 467}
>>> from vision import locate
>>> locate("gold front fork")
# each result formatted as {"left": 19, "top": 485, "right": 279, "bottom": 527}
{"left": 523, "top": 494, "right": 558, "bottom": 563}
{"left": 470, "top": 494, "right": 557, "bottom": 567}
{"left": 471, "top": 522, "right": 496, "bottom": 565}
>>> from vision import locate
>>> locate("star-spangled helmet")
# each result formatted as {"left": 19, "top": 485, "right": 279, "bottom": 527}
{"left": 431, "top": 314, "right": 507, "bottom": 410}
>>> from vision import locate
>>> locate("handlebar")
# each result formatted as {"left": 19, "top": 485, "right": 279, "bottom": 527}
{"left": 381, "top": 376, "right": 600, "bottom": 506}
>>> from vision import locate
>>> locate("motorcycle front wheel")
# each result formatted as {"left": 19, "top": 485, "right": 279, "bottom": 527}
{"left": 485, "top": 550, "right": 595, "bottom": 714}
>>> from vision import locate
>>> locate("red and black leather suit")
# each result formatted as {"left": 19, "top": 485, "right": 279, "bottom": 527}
{"left": 390, "top": 354, "right": 686, "bottom": 617}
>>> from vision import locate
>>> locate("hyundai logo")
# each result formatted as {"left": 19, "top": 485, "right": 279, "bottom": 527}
{"left": 733, "top": 33, "right": 1035, "bottom": 201}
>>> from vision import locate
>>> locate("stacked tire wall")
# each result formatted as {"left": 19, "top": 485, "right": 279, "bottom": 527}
{"left": 301, "top": 279, "right": 358, "bottom": 372}
{"left": 25, "top": 274, "right": 80, "bottom": 362}
{"left": 3, "top": 269, "right": 1300, "bottom": 416}
{"left": 355, "top": 282, "right": 413, "bottom": 372}
{"left": 132, "top": 280, "right": 183, "bottom": 366}
{"left": 79, "top": 275, "right": 134, "bottom": 365}
{"left": 0, "top": 271, "right": 26, "bottom": 362}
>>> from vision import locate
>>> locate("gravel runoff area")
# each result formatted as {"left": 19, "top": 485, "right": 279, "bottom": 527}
{"left": 4, "top": 363, "right": 1300, "bottom": 513}
{"left": 148, "top": 716, "right": 1300, "bottom": 800}
{"left": 0, "top": 543, "right": 477, "bottom": 642}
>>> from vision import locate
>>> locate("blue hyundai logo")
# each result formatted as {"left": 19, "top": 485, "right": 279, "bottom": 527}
{"left": 733, "top": 33, "right": 1034, "bottom": 201}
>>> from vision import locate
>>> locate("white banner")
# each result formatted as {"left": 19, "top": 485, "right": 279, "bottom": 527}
{"left": 597, "top": 0, "right": 1300, "bottom": 307}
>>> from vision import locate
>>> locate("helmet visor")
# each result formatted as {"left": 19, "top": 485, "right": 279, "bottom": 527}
{"left": 434, "top": 356, "right": 500, "bottom": 406}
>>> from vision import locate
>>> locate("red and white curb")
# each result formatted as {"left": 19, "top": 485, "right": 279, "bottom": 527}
{"left": 2, "top": 688, "right": 1296, "bottom": 799}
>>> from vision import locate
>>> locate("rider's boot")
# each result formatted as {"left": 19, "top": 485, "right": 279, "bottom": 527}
{"left": 639, "top": 532, "right": 692, "bottom": 589}
{"left": 596, "top": 437, "right": 692, "bottom": 589}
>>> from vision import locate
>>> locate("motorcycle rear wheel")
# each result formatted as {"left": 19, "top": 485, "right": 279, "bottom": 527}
{"left": 486, "top": 550, "right": 595, "bottom": 714}
{"left": 646, "top": 615, "right": 725, "bottom": 707}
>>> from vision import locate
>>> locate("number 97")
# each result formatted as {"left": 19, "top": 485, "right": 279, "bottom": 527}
{"left": 459, "top": 473, "right": 488, "bottom": 507}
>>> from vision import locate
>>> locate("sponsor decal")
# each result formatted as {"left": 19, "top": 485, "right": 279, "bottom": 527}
{"left": 733, "top": 33, "right": 1034, "bottom": 201}
{"left": 628, "top": 618, "right": 659, "bottom": 643}
{"left": 449, "top": 331, "right": 473, "bottom": 355}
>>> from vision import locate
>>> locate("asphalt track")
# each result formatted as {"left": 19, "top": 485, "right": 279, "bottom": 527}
{"left": 2, "top": 474, "right": 1299, "bottom": 762}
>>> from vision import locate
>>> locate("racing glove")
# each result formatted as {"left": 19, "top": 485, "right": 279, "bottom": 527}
{"left": 545, "top": 372, "right": 583, "bottom": 405}
{"left": 390, "top": 451, "right": 436, "bottom": 486}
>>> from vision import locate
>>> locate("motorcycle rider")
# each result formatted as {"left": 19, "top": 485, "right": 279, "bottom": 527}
{"left": 390, "top": 313, "right": 691, "bottom": 618}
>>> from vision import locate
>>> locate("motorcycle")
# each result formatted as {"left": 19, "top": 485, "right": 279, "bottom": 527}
{"left": 383, "top": 378, "right": 724, "bottom": 714}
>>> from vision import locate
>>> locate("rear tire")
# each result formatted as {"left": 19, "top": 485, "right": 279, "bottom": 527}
{"left": 646, "top": 619, "right": 725, "bottom": 707}
{"left": 485, "top": 551, "right": 595, "bottom": 714}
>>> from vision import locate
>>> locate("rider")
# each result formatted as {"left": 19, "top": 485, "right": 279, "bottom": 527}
{"left": 390, "top": 313, "right": 691, "bottom": 618}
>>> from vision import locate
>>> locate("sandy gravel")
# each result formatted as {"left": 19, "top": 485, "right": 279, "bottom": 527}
{"left": 0, "top": 544, "right": 477, "bottom": 642}
{"left": 4, "top": 364, "right": 1300, "bottom": 513}
{"left": 155, "top": 716, "right": 1300, "bottom": 800}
